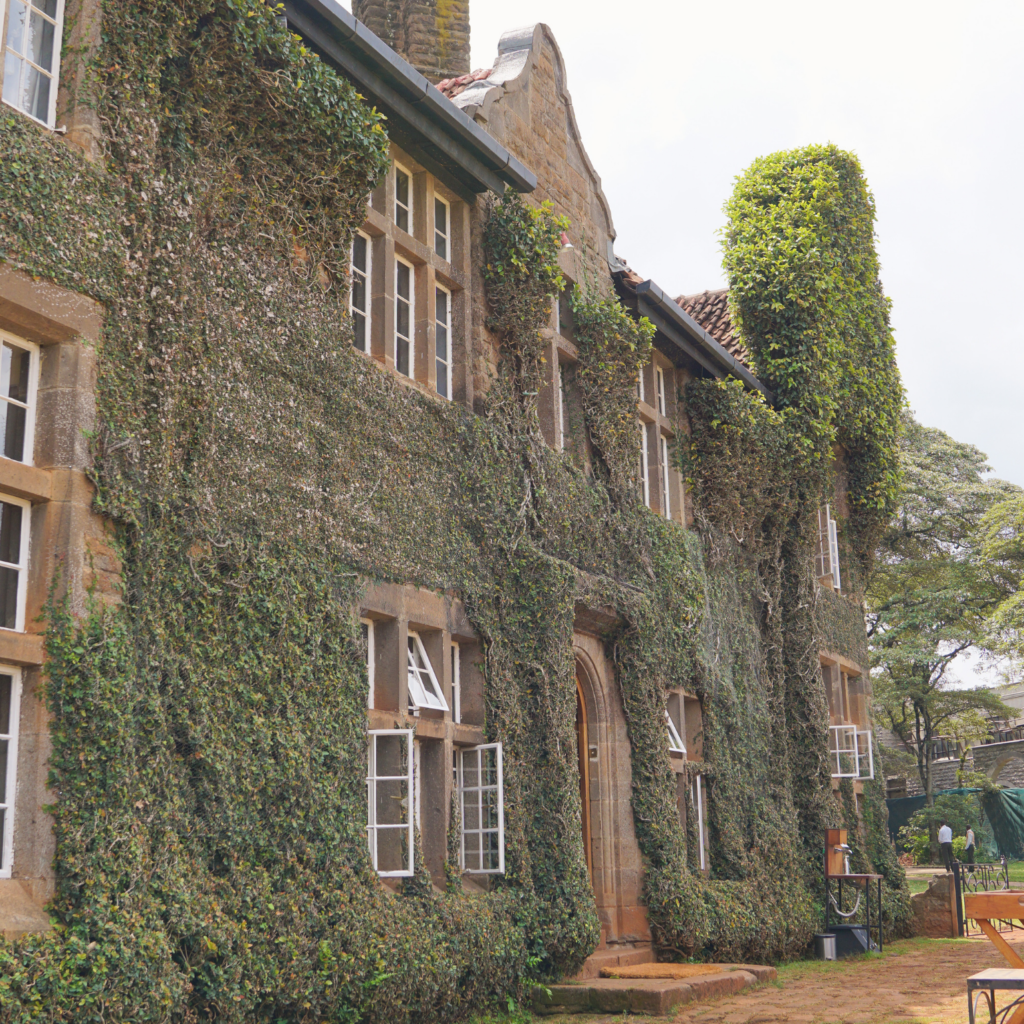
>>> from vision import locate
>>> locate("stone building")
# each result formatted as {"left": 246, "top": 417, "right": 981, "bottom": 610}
{"left": 0, "top": 0, "right": 899, "bottom": 1010}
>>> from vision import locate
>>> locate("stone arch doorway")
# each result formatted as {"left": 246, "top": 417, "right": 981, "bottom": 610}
{"left": 572, "top": 639, "right": 650, "bottom": 950}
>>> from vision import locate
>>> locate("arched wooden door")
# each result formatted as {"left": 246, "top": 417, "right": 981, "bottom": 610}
{"left": 575, "top": 670, "right": 592, "bottom": 879}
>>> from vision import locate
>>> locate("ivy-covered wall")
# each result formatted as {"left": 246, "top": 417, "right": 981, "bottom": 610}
{"left": 0, "top": 5, "right": 910, "bottom": 1020}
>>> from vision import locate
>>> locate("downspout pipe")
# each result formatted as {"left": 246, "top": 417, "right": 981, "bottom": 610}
{"left": 635, "top": 279, "right": 774, "bottom": 404}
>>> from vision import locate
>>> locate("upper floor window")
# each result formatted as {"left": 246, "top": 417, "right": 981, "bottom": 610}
{"left": 659, "top": 435, "right": 671, "bottom": 520}
{"left": 817, "top": 505, "right": 841, "bottom": 591}
{"left": 639, "top": 423, "right": 650, "bottom": 507}
{"left": 434, "top": 196, "right": 450, "bottom": 260}
{"left": 407, "top": 632, "right": 448, "bottom": 712}
{"left": 0, "top": 665, "right": 21, "bottom": 878}
{"left": 666, "top": 709, "right": 686, "bottom": 755}
{"left": 1, "top": 333, "right": 37, "bottom": 464}
{"left": 637, "top": 367, "right": 645, "bottom": 405}
{"left": 350, "top": 233, "right": 371, "bottom": 354}
{"left": 395, "top": 257, "right": 413, "bottom": 378}
{"left": 0, "top": 494, "right": 28, "bottom": 632}
{"left": 557, "top": 363, "right": 570, "bottom": 450}
{"left": 1, "top": 0, "right": 65, "bottom": 127}
{"left": 655, "top": 366, "right": 667, "bottom": 416}
{"left": 361, "top": 618, "right": 375, "bottom": 709}
{"left": 435, "top": 285, "right": 451, "bottom": 400}
{"left": 394, "top": 163, "right": 411, "bottom": 233}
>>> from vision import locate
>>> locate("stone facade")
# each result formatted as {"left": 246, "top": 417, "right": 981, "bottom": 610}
{"left": 910, "top": 872, "right": 957, "bottom": 938}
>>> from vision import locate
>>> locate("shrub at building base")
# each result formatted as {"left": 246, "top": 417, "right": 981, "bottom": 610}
{"left": 0, "top": 2, "right": 910, "bottom": 1017}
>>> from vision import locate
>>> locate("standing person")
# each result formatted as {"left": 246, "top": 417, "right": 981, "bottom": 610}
{"left": 965, "top": 826, "right": 976, "bottom": 864}
{"left": 938, "top": 820, "right": 954, "bottom": 870}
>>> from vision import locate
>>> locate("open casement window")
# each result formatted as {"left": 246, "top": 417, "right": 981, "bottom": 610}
{"left": 361, "top": 618, "right": 375, "bottom": 709}
{"left": 459, "top": 743, "right": 504, "bottom": 873}
{"left": 434, "top": 195, "right": 450, "bottom": 260}
{"left": 350, "top": 232, "right": 371, "bottom": 353}
{"left": 367, "top": 729, "right": 414, "bottom": 876}
{"left": 1, "top": 333, "right": 38, "bottom": 464}
{"left": 395, "top": 257, "right": 414, "bottom": 378}
{"left": 407, "top": 631, "right": 448, "bottom": 712}
{"left": 0, "top": 666, "right": 20, "bottom": 876}
{"left": 639, "top": 423, "right": 650, "bottom": 507}
{"left": 828, "top": 724, "right": 873, "bottom": 779}
{"left": 394, "top": 163, "right": 412, "bottom": 233}
{"left": 0, "top": 494, "right": 29, "bottom": 632}
{"left": 690, "top": 774, "right": 707, "bottom": 871}
{"left": 1, "top": 0, "right": 66, "bottom": 127}
{"left": 434, "top": 285, "right": 452, "bottom": 400}
{"left": 817, "top": 505, "right": 842, "bottom": 591}
{"left": 666, "top": 709, "right": 686, "bottom": 755}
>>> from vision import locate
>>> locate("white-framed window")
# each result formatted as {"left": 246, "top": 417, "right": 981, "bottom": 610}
{"left": 655, "top": 366, "right": 667, "bottom": 416}
{"left": 639, "top": 423, "right": 650, "bottom": 507}
{"left": 0, "top": 494, "right": 29, "bottom": 632}
{"left": 350, "top": 231, "right": 371, "bottom": 353}
{"left": 0, "top": 332, "right": 38, "bottom": 465}
{"left": 666, "top": 709, "right": 686, "bottom": 755}
{"left": 361, "top": 618, "right": 375, "bottom": 709}
{"left": 690, "top": 774, "right": 707, "bottom": 871}
{"left": 452, "top": 641, "right": 461, "bottom": 724}
{"left": 459, "top": 743, "right": 504, "bottom": 874}
{"left": 434, "top": 284, "right": 451, "bottom": 400}
{"left": 367, "top": 729, "right": 414, "bottom": 876}
{"left": 660, "top": 434, "right": 671, "bottom": 520}
{"left": 637, "top": 366, "right": 645, "bottom": 405}
{"left": 434, "top": 195, "right": 450, "bottom": 260}
{"left": 557, "top": 362, "right": 570, "bottom": 450}
{"left": 407, "top": 631, "right": 448, "bottom": 712}
{"left": 0, "top": 666, "right": 20, "bottom": 877}
{"left": 817, "top": 505, "right": 842, "bottom": 591}
{"left": 395, "top": 256, "right": 414, "bottom": 378}
{"left": 1, "top": 0, "right": 65, "bottom": 127}
{"left": 394, "top": 163, "right": 412, "bottom": 233}
{"left": 828, "top": 724, "right": 873, "bottom": 779}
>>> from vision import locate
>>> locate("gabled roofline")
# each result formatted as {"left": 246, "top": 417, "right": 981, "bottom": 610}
{"left": 634, "top": 280, "right": 774, "bottom": 403}
{"left": 282, "top": 0, "right": 537, "bottom": 201}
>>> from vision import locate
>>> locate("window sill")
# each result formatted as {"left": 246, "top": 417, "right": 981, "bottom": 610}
{"left": 0, "top": 631, "right": 44, "bottom": 668}
{"left": 0, "top": 460, "right": 51, "bottom": 503}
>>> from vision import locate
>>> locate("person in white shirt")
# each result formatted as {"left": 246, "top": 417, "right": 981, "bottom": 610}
{"left": 938, "top": 821, "right": 954, "bottom": 870}
{"left": 965, "top": 826, "right": 976, "bottom": 865}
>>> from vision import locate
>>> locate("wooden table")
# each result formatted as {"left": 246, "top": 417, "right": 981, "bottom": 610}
{"left": 965, "top": 894, "right": 1024, "bottom": 1024}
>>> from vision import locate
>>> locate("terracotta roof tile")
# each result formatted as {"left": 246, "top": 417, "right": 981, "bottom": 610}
{"left": 675, "top": 288, "right": 752, "bottom": 368}
{"left": 435, "top": 68, "right": 493, "bottom": 100}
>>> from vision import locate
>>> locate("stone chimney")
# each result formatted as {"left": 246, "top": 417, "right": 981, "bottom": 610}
{"left": 353, "top": 0, "right": 470, "bottom": 83}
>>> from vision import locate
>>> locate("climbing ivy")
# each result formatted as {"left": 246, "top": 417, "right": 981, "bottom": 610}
{"left": 0, "top": 6, "right": 910, "bottom": 1018}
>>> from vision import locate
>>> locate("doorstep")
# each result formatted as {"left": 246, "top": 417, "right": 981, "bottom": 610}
{"left": 532, "top": 965, "right": 776, "bottom": 1017}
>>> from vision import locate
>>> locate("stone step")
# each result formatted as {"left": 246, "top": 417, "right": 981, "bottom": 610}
{"left": 534, "top": 965, "right": 777, "bottom": 1017}
{"left": 572, "top": 944, "right": 657, "bottom": 981}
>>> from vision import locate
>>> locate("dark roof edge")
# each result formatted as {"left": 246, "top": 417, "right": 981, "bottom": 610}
{"left": 635, "top": 280, "right": 774, "bottom": 403}
{"left": 289, "top": 0, "right": 536, "bottom": 195}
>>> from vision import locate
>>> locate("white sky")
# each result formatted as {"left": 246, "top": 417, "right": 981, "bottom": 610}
{"left": 461, "top": 0, "right": 1024, "bottom": 487}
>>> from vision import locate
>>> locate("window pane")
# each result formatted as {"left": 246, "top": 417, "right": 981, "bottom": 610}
{"left": 435, "top": 323, "right": 448, "bottom": 362}
{"left": 396, "top": 262, "right": 410, "bottom": 301}
{"left": 396, "top": 298, "right": 409, "bottom": 340}
{"left": 436, "top": 360, "right": 448, "bottom": 399}
{"left": 374, "top": 778, "right": 407, "bottom": 826}
{"left": 484, "top": 832, "right": 500, "bottom": 870}
{"left": 36, "top": 0, "right": 59, "bottom": 18}
{"left": 374, "top": 734, "right": 407, "bottom": 777}
{"left": 464, "top": 834, "right": 480, "bottom": 872}
{"left": 0, "top": 567, "right": 17, "bottom": 629}
{"left": 0, "top": 676, "right": 11, "bottom": 735}
{"left": 396, "top": 170, "right": 409, "bottom": 208}
{"left": 396, "top": 338, "right": 409, "bottom": 377}
{"left": 23, "top": 62, "right": 49, "bottom": 122}
{"left": 5, "top": 3, "right": 27, "bottom": 52}
{"left": 26, "top": 10, "right": 55, "bottom": 71}
{"left": 2, "top": 343, "right": 31, "bottom": 404}
{"left": 482, "top": 789, "right": 498, "bottom": 828}
{"left": 353, "top": 312, "right": 367, "bottom": 352}
{"left": 0, "top": 502, "right": 22, "bottom": 566}
{"left": 462, "top": 751, "right": 479, "bottom": 789}
{"left": 376, "top": 826, "right": 407, "bottom": 873}
{"left": 435, "top": 288, "right": 447, "bottom": 325}
{"left": 0, "top": 739, "right": 9, "bottom": 804}
{"left": 483, "top": 748, "right": 498, "bottom": 784}
{"left": 2, "top": 53, "right": 21, "bottom": 108}
{"left": 1, "top": 403, "right": 27, "bottom": 462}
{"left": 435, "top": 231, "right": 446, "bottom": 260}
{"left": 352, "top": 272, "right": 366, "bottom": 315}
{"left": 0, "top": 809, "right": 5, "bottom": 869}
{"left": 352, "top": 234, "right": 367, "bottom": 274}
{"left": 464, "top": 797, "right": 479, "bottom": 831}
{"left": 434, "top": 197, "right": 447, "bottom": 235}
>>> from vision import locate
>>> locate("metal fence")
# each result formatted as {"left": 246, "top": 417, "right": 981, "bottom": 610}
{"left": 955, "top": 858, "right": 1012, "bottom": 937}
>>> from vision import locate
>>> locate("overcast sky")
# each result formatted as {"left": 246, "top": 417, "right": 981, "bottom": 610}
{"left": 461, "top": 0, "right": 1024, "bottom": 488}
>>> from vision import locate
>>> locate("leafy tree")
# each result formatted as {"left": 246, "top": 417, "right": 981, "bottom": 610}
{"left": 981, "top": 494, "right": 1024, "bottom": 652}
{"left": 869, "top": 414, "right": 1019, "bottom": 808}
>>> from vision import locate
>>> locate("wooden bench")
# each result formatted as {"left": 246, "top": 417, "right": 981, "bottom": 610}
{"left": 965, "top": 894, "right": 1024, "bottom": 1024}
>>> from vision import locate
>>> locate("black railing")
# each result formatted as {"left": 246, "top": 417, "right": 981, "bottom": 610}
{"left": 956, "top": 858, "right": 1013, "bottom": 937}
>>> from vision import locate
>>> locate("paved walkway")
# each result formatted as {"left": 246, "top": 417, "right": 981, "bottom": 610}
{"left": 538, "top": 931, "right": 1024, "bottom": 1024}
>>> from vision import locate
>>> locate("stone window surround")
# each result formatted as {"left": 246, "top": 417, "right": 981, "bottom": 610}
{"left": 361, "top": 582, "right": 486, "bottom": 889}
{"left": 359, "top": 145, "right": 470, "bottom": 406}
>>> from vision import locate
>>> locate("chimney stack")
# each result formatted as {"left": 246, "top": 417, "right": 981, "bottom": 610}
{"left": 353, "top": 0, "right": 471, "bottom": 84}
